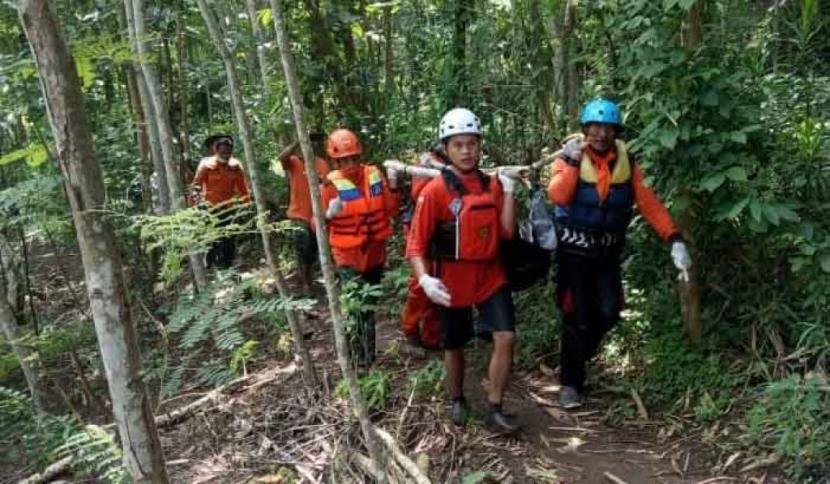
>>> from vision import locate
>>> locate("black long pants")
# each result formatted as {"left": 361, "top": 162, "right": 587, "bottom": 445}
{"left": 556, "top": 251, "right": 623, "bottom": 391}
{"left": 338, "top": 266, "right": 384, "bottom": 367}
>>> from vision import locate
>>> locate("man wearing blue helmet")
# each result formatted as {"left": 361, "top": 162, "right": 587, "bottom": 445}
{"left": 547, "top": 98, "right": 692, "bottom": 409}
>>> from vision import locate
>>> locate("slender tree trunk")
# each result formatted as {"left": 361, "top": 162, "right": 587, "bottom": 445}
{"left": 449, "top": 0, "right": 472, "bottom": 105}
{"left": 175, "top": 14, "right": 192, "bottom": 167}
{"left": 678, "top": 0, "right": 707, "bottom": 344}
{"left": 125, "top": 67, "right": 154, "bottom": 213}
{"left": 245, "top": 0, "right": 270, "bottom": 88}
{"left": 127, "top": 0, "right": 208, "bottom": 289}
{"left": 562, "top": 0, "right": 579, "bottom": 129}
{"left": 17, "top": 1, "right": 169, "bottom": 481}
{"left": 196, "top": 0, "right": 318, "bottom": 389}
{"left": 270, "top": 1, "right": 387, "bottom": 481}
{"left": 383, "top": 5, "right": 394, "bottom": 100}
{"left": 0, "top": 249, "right": 46, "bottom": 412}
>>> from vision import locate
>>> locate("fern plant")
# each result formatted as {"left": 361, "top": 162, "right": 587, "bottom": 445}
{"left": 161, "top": 272, "right": 314, "bottom": 395}
{"left": 0, "top": 386, "right": 128, "bottom": 482}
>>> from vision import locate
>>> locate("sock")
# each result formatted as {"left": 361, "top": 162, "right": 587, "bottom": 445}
{"left": 490, "top": 402, "right": 502, "bottom": 414}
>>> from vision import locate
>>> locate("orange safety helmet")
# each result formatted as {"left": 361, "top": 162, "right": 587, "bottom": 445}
{"left": 326, "top": 129, "right": 363, "bottom": 159}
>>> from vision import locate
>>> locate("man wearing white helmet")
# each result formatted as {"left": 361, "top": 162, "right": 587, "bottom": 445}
{"left": 404, "top": 107, "right": 520, "bottom": 432}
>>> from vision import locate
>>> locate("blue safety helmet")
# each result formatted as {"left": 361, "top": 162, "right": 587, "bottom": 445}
{"left": 580, "top": 98, "right": 622, "bottom": 126}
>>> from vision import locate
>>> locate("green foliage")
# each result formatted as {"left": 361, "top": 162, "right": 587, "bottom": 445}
{"left": 0, "top": 143, "right": 48, "bottom": 167}
{"left": 0, "top": 387, "right": 127, "bottom": 482}
{"left": 0, "top": 321, "right": 96, "bottom": 383}
{"left": 512, "top": 280, "right": 558, "bottom": 369}
{"left": 160, "top": 273, "right": 309, "bottom": 395}
{"left": 230, "top": 340, "right": 259, "bottom": 376}
{"left": 747, "top": 373, "right": 830, "bottom": 480}
{"left": 335, "top": 370, "right": 391, "bottom": 411}
{"left": 408, "top": 359, "right": 445, "bottom": 398}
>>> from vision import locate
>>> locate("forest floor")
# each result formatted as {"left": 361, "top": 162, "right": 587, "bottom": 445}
{"left": 7, "top": 241, "right": 785, "bottom": 483}
{"left": 157, "top": 278, "right": 783, "bottom": 484}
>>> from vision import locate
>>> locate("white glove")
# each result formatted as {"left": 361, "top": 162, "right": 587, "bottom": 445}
{"left": 418, "top": 274, "right": 451, "bottom": 307}
{"left": 561, "top": 138, "right": 583, "bottom": 166}
{"left": 326, "top": 198, "right": 344, "bottom": 220}
{"left": 497, "top": 169, "right": 517, "bottom": 195}
{"left": 386, "top": 166, "right": 400, "bottom": 189}
{"left": 671, "top": 241, "right": 692, "bottom": 282}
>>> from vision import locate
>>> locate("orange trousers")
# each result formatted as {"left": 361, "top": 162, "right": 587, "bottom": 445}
{"left": 401, "top": 273, "right": 442, "bottom": 350}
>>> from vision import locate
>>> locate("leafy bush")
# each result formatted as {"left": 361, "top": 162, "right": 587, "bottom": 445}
{"left": 336, "top": 370, "right": 391, "bottom": 411}
{"left": 747, "top": 373, "right": 830, "bottom": 480}
{"left": 408, "top": 359, "right": 446, "bottom": 399}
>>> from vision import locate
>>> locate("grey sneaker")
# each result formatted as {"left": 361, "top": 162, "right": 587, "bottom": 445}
{"left": 488, "top": 410, "right": 520, "bottom": 434}
{"left": 559, "top": 386, "right": 583, "bottom": 409}
{"left": 450, "top": 399, "right": 470, "bottom": 426}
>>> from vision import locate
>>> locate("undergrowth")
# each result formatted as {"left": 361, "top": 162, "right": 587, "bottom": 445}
{"left": 0, "top": 386, "right": 127, "bottom": 482}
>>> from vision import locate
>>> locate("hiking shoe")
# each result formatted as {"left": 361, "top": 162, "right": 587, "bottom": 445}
{"left": 450, "top": 399, "right": 470, "bottom": 426}
{"left": 559, "top": 386, "right": 583, "bottom": 409}
{"left": 488, "top": 410, "right": 520, "bottom": 434}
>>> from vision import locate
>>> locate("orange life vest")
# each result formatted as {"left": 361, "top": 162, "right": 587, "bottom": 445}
{"left": 431, "top": 170, "right": 500, "bottom": 261}
{"left": 328, "top": 165, "right": 393, "bottom": 249}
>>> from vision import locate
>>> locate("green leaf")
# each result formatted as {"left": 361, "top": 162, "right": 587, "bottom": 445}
{"left": 715, "top": 197, "right": 749, "bottom": 221}
{"left": 699, "top": 173, "right": 725, "bottom": 192}
{"left": 658, "top": 129, "right": 678, "bottom": 149}
{"left": 775, "top": 205, "right": 800, "bottom": 222}
{"left": 763, "top": 205, "right": 780, "bottom": 226}
{"left": 679, "top": 0, "right": 697, "bottom": 9}
{"left": 0, "top": 143, "right": 48, "bottom": 167}
{"left": 729, "top": 131, "right": 747, "bottom": 144}
{"left": 462, "top": 472, "right": 493, "bottom": 484}
{"left": 724, "top": 166, "right": 747, "bottom": 182}
{"left": 749, "top": 200, "right": 763, "bottom": 222}
{"left": 257, "top": 8, "right": 273, "bottom": 28}
{"left": 700, "top": 90, "right": 718, "bottom": 107}
{"left": 663, "top": 0, "right": 679, "bottom": 10}
{"left": 821, "top": 254, "right": 830, "bottom": 274}
{"left": 74, "top": 54, "right": 95, "bottom": 90}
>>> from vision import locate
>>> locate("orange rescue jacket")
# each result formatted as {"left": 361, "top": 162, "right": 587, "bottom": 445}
{"left": 328, "top": 165, "right": 394, "bottom": 249}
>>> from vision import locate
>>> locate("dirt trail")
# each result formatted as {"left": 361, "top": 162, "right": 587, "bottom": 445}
{"left": 159, "top": 301, "right": 771, "bottom": 484}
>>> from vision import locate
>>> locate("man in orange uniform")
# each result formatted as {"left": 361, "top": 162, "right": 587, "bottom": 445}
{"left": 279, "top": 134, "right": 330, "bottom": 294}
{"left": 192, "top": 135, "right": 250, "bottom": 268}
{"left": 400, "top": 151, "right": 443, "bottom": 350}
{"left": 548, "top": 99, "right": 692, "bottom": 408}
{"left": 407, "top": 108, "right": 520, "bottom": 432}
{"left": 322, "top": 129, "right": 399, "bottom": 366}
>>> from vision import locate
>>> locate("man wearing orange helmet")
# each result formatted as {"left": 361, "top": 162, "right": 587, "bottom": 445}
{"left": 321, "top": 128, "right": 399, "bottom": 366}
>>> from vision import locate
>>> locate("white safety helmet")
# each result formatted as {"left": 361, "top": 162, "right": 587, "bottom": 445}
{"left": 438, "top": 108, "right": 482, "bottom": 141}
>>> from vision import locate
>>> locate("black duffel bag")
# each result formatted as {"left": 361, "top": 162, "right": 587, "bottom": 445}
{"left": 500, "top": 236, "right": 552, "bottom": 291}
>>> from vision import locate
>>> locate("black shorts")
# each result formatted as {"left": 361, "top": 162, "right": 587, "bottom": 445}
{"left": 438, "top": 284, "right": 515, "bottom": 350}
{"left": 291, "top": 219, "right": 318, "bottom": 266}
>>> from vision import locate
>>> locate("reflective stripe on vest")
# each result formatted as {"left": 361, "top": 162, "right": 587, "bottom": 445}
{"left": 328, "top": 166, "right": 393, "bottom": 249}
{"left": 554, "top": 139, "right": 634, "bottom": 236}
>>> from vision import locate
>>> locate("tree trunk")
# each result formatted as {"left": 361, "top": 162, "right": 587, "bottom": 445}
{"left": 449, "top": 0, "right": 472, "bottom": 105}
{"left": 383, "top": 5, "right": 394, "bottom": 100}
{"left": 196, "top": 0, "right": 318, "bottom": 390}
{"left": 678, "top": 0, "right": 706, "bottom": 345}
{"left": 0, "top": 249, "right": 46, "bottom": 412}
{"left": 175, "top": 13, "right": 192, "bottom": 168}
{"left": 124, "top": 67, "right": 154, "bottom": 213}
{"left": 269, "top": 1, "right": 387, "bottom": 481}
{"left": 245, "top": 0, "right": 270, "bottom": 88}
{"left": 562, "top": 0, "right": 579, "bottom": 129}
{"left": 126, "top": 0, "right": 208, "bottom": 289}
{"left": 17, "top": 1, "right": 169, "bottom": 481}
